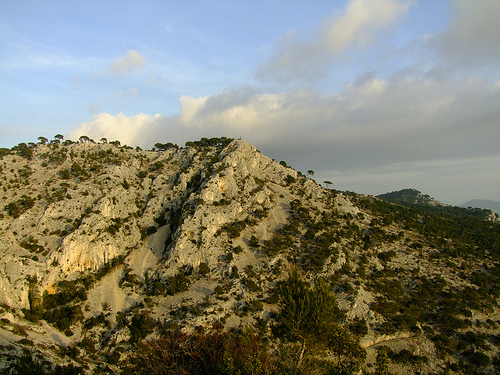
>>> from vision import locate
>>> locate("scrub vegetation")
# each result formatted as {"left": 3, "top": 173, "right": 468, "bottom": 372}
{"left": 1, "top": 136, "right": 500, "bottom": 374}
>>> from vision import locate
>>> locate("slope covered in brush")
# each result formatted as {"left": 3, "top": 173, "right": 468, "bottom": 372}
{"left": 378, "top": 188, "right": 499, "bottom": 222}
{"left": 0, "top": 137, "right": 499, "bottom": 374}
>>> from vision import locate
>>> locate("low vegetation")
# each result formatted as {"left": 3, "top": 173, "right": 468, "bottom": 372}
{"left": 1, "top": 136, "right": 500, "bottom": 374}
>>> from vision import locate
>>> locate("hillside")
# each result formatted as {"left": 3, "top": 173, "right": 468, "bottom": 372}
{"left": 378, "top": 188, "right": 500, "bottom": 222}
{"left": 1, "top": 138, "right": 500, "bottom": 374}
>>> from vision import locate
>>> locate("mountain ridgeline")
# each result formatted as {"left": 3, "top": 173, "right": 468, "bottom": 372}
{"left": 1, "top": 137, "right": 500, "bottom": 374}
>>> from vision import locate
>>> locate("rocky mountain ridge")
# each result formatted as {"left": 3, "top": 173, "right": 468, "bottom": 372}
{"left": 1, "top": 138, "right": 500, "bottom": 374}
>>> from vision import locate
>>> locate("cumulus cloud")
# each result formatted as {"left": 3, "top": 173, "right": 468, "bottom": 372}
{"left": 256, "top": 0, "right": 410, "bottom": 84}
{"left": 108, "top": 50, "right": 147, "bottom": 75}
{"left": 69, "top": 112, "right": 165, "bottom": 146}
{"left": 429, "top": 0, "right": 500, "bottom": 67}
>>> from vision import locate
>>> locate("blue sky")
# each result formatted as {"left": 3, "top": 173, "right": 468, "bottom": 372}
{"left": 1, "top": 0, "right": 499, "bottom": 204}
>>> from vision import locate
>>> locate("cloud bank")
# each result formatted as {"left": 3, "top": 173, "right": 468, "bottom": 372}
{"left": 69, "top": 74, "right": 500, "bottom": 183}
{"left": 429, "top": 0, "right": 500, "bottom": 68}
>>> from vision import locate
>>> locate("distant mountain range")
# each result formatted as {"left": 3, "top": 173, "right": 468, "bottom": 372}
{"left": 460, "top": 199, "right": 500, "bottom": 215}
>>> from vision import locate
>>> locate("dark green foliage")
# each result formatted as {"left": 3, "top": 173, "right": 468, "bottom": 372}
{"left": 242, "top": 278, "right": 261, "bottom": 292}
{"left": 137, "top": 170, "right": 148, "bottom": 179}
{"left": 185, "top": 137, "right": 233, "bottom": 149}
{"left": 432, "top": 333, "right": 458, "bottom": 355}
{"left": 149, "top": 161, "right": 164, "bottom": 171}
{"left": 263, "top": 233, "right": 292, "bottom": 256}
{"left": 325, "top": 325, "right": 366, "bottom": 370}
{"left": 187, "top": 170, "right": 204, "bottom": 191}
{"left": 0, "top": 147, "right": 11, "bottom": 158}
{"left": 42, "top": 305, "right": 83, "bottom": 331}
{"left": 12, "top": 143, "right": 33, "bottom": 159}
{"left": 285, "top": 174, "right": 296, "bottom": 185}
{"left": 377, "top": 250, "right": 396, "bottom": 262}
{"left": 166, "top": 269, "right": 190, "bottom": 295}
{"left": 83, "top": 312, "right": 107, "bottom": 330}
{"left": 198, "top": 262, "right": 210, "bottom": 275}
{"left": 4, "top": 195, "right": 34, "bottom": 218}
{"left": 129, "top": 311, "right": 156, "bottom": 343}
{"left": 222, "top": 220, "right": 247, "bottom": 238}
{"left": 390, "top": 348, "right": 428, "bottom": 365}
{"left": 349, "top": 317, "right": 368, "bottom": 336}
{"left": 42, "top": 281, "right": 87, "bottom": 309}
{"left": 154, "top": 142, "right": 178, "bottom": 151}
{"left": 249, "top": 235, "right": 259, "bottom": 248}
{"left": 374, "top": 347, "right": 391, "bottom": 375}
{"left": 273, "top": 268, "right": 367, "bottom": 373}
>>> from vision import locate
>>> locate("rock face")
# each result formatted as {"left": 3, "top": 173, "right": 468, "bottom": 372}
{"left": 0, "top": 139, "right": 304, "bottom": 309}
{"left": 1, "top": 138, "right": 500, "bottom": 374}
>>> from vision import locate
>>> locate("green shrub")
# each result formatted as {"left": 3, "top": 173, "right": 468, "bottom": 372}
{"left": 199, "top": 262, "right": 210, "bottom": 276}
{"left": 222, "top": 221, "right": 247, "bottom": 238}
{"left": 167, "top": 269, "right": 190, "bottom": 295}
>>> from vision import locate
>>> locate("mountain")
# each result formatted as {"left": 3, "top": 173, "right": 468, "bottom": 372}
{"left": 1, "top": 138, "right": 500, "bottom": 374}
{"left": 461, "top": 199, "right": 500, "bottom": 216}
{"left": 378, "top": 188, "right": 499, "bottom": 222}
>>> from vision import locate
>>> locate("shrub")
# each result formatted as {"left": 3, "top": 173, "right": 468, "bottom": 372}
{"left": 167, "top": 269, "right": 190, "bottom": 295}
{"left": 122, "top": 329, "right": 275, "bottom": 375}
{"left": 276, "top": 267, "right": 347, "bottom": 370}
{"left": 285, "top": 175, "right": 296, "bottom": 185}
{"left": 4, "top": 195, "right": 34, "bottom": 218}
{"left": 198, "top": 262, "right": 210, "bottom": 276}
{"left": 222, "top": 221, "right": 247, "bottom": 238}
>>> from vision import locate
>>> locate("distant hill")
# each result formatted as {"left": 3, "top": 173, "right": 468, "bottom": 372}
{"left": 378, "top": 188, "right": 499, "bottom": 222}
{"left": 461, "top": 199, "right": 500, "bottom": 215}
{"left": 377, "top": 188, "right": 445, "bottom": 207}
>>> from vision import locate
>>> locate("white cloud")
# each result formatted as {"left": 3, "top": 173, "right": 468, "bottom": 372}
{"left": 321, "top": 0, "right": 410, "bottom": 52}
{"left": 256, "top": 0, "right": 410, "bottom": 84}
{"left": 108, "top": 50, "right": 147, "bottom": 75}
{"left": 69, "top": 112, "right": 164, "bottom": 146}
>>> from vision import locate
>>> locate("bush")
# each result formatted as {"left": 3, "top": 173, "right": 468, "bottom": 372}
{"left": 198, "top": 262, "right": 210, "bottom": 276}
{"left": 122, "top": 329, "right": 275, "bottom": 375}
{"left": 222, "top": 221, "right": 247, "bottom": 238}
{"left": 4, "top": 195, "right": 34, "bottom": 218}
{"left": 167, "top": 269, "right": 190, "bottom": 295}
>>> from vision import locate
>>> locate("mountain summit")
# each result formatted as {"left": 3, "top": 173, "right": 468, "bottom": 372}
{"left": 1, "top": 138, "right": 500, "bottom": 374}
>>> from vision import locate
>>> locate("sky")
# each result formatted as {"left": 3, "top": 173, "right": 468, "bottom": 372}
{"left": 1, "top": 0, "right": 499, "bottom": 205}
